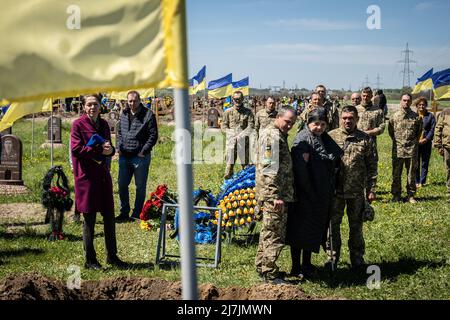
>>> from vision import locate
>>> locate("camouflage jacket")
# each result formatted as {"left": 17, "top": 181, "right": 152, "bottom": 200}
{"left": 255, "top": 108, "right": 277, "bottom": 137}
{"left": 256, "top": 123, "right": 295, "bottom": 202}
{"left": 298, "top": 102, "right": 339, "bottom": 132}
{"left": 356, "top": 102, "right": 385, "bottom": 136}
{"left": 222, "top": 105, "right": 255, "bottom": 139}
{"left": 323, "top": 99, "right": 340, "bottom": 131}
{"left": 433, "top": 108, "right": 450, "bottom": 149}
{"left": 328, "top": 127, "right": 377, "bottom": 197}
{"left": 388, "top": 107, "right": 422, "bottom": 158}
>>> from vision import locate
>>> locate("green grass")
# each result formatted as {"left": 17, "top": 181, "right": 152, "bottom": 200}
{"left": 0, "top": 117, "right": 449, "bottom": 299}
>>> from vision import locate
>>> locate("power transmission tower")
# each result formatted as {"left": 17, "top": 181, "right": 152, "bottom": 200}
{"left": 375, "top": 74, "right": 383, "bottom": 90}
{"left": 363, "top": 75, "right": 370, "bottom": 88}
{"left": 398, "top": 42, "right": 416, "bottom": 88}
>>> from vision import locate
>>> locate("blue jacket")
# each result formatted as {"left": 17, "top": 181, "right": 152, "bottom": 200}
{"left": 421, "top": 111, "right": 436, "bottom": 143}
{"left": 117, "top": 104, "right": 158, "bottom": 156}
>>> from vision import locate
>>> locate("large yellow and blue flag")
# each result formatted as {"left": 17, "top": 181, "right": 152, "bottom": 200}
{"left": 193, "top": 66, "right": 206, "bottom": 92}
{"left": 189, "top": 78, "right": 196, "bottom": 95}
{"left": 0, "top": 99, "right": 53, "bottom": 132}
{"left": 432, "top": 68, "right": 450, "bottom": 100}
{"left": 0, "top": 0, "right": 188, "bottom": 103}
{"left": 412, "top": 69, "right": 433, "bottom": 94}
{"left": 189, "top": 66, "right": 206, "bottom": 95}
{"left": 232, "top": 77, "right": 250, "bottom": 96}
{"left": 207, "top": 74, "right": 233, "bottom": 99}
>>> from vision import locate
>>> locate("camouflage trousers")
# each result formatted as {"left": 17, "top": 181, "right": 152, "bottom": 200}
{"left": 225, "top": 137, "right": 251, "bottom": 178}
{"left": 255, "top": 201, "right": 288, "bottom": 279}
{"left": 391, "top": 156, "right": 418, "bottom": 197}
{"left": 329, "top": 195, "right": 365, "bottom": 266}
{"left": 445, "top": 148, "right": 450, "bottom": 195}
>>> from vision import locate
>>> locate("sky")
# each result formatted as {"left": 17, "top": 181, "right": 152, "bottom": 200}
{"left": 186, "top": 0, "right": 450, "bottom": 90}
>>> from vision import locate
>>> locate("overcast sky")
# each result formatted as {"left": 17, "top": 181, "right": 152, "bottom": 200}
{"left": 186, "top": 0, "right": 450, "bottom": 90}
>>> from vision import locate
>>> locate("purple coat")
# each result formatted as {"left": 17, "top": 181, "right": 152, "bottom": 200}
{"left": 71, "top": 115, "right": 115, "bottom": 214}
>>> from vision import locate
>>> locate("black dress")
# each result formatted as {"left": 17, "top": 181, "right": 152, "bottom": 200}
{"left": 286, "top": 128, "right": 342, "bottom": 253}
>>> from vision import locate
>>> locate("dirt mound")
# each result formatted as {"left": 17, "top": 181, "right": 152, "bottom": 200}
{"left": 0, "top": 272, "right": 79, "bottom": 300}
{"left": 0, "top": 273, "right": 328, "bottom": 300}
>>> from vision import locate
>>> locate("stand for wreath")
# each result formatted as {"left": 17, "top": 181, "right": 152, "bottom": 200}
{"left": 155, "top": 203, "right": 223, "bottom": 268}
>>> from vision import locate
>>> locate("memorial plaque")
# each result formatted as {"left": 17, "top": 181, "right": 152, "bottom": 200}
{"left": 0, "top": 135, "right": 23, "bottom": 185}
{"left": 47, "top": 116, "right": 62, "bottom": 143}
{"left": 207, "top": 108, "right": 219, "bottom": 128}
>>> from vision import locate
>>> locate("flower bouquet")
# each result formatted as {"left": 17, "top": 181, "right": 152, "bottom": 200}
{"left": 42, "top": 166, "right": 73, "bottom": 241}
{"left": 139, "top": 184, "right": 177, "bottom": 230}
{"left": 213, "top": 166, "right": 259, "bottom": 241}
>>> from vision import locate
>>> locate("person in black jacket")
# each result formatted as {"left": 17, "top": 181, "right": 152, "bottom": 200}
{"left": 286, "top": 108, "right": 342, "bottom": 278}
{"left": 116, "top": 91, "right": 158, "bottom": 222}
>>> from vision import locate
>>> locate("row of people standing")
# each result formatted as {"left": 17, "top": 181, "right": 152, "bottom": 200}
{"left": 70, "top": 91, "right": 158, "bottom": 270}
{"left": 251, "top": 85, "right": 447, "bottom": 283}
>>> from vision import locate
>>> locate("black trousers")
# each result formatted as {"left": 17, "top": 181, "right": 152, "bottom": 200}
{"left": 416, "top": 142, "right": 432, "bottom": 185}
{"left": 83, "top": 211, "right": 117, "bottom": 263}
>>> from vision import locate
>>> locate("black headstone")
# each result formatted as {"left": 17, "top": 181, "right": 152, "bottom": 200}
{"left": 0, "top": 134, "right": 23, "bottom": 185}
{"left": 207, "top": 108, "right": 219, "bottom": 128}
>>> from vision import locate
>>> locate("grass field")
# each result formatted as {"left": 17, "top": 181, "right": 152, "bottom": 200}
{"left": 0, "top": 116, "right": 449, "bottom": 299}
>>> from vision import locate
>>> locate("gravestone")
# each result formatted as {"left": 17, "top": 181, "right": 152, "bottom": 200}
{"left": 0, "top": 134, "right": 23, "bottom": 185}
{"left": 207, "top": 108, "right": 219, "bottom": 128}
{"left": 47, "top": 116, "right": 62, "bottom": 143}
{"left": 107, "top": 111, "right": 120, "bottom": 134}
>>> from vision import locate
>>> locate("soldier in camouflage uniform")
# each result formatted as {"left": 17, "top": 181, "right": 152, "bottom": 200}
{"left": 297, "top": 92, "right": 322, "bottom": 132}
{"left": 255, "top": 107, "right": 297, "bottom": 283}
{"left": 433, "top": 107, "right": 450, "bottom": 202}
{"left": 388, "top": 93, "right": 422, "bottom": 203}
{"left": 222, "top": 91, "right": 255, "bottom": 179}
{"left": 356, "top": 87, "right": 386, "bottom": 161}
{"left": 255, "top": 96, "right": 277, "bottom": 138}
{"left": 316, "top": 85, "right": 340, "bottom": 131}
{"left": 328, "top": 105, "right": 377, "bottom": 269}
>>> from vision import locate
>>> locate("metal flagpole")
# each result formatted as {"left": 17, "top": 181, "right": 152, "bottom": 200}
{"left": 174, "top": 88, "right": 198, "bottom": 300}
{"left": 31, "top": 113, "right": 35, "bottom": 159}
{"left": 50, "top": 106, "right": 54, "bottom": 167}
{"left": 174, "top": 0, "right": 197, "bottom": 300}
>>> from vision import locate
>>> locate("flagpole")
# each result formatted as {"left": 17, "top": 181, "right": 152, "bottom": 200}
{"left": 31, "top": 113, "right": 34, "bottom": 159}
{"left": 175, "top": 0, "right": 198, "bottom": 300}
{"left": 50, "top": 105, "right": 54, "bottom": 167}
{"left": 174, "top": 88, "right": 197, "bottom": 300}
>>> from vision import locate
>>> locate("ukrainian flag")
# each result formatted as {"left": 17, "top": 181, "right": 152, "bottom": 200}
{"left": 223, "top": 96, "right": 232, "bottom": 111}
{"left": 189, "top": 66, "right": 206, "bottom": 95}
{"left": 189, "top": 78, "right": 196, "bottom": 95}
{"left": 412, "top": 69, "right": 433, "bottom": 94}
{"left": 207, "top": 74, "right": 233, "bottom": 99}
{"left": 0, "top": 0, "right": 188, "bottom": 103}
{"left": 232, "top": 77, "right": 250, "bottom": 96}
{"left": 432, "top": 68, "right": 450, "bottom": 100}
{"left": 0, "top": 99, "right": 52, "bottom": 132}
{"left": 193, "top": 66, "right": 206, "bottom": 92}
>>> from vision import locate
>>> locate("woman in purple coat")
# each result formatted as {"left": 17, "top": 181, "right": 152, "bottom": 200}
{"left": 71, "top": 93, "right": 126, "bottom": 270}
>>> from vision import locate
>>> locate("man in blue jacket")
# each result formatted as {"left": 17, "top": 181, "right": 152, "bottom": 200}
{"left": 116, "top": 91, "right": 158, "bottom": 222}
